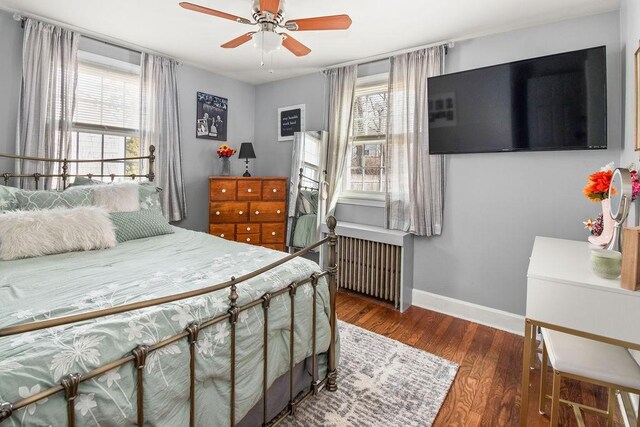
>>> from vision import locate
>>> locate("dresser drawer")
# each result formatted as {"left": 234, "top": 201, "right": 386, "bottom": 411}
{"left": 237, "top": 223, "right": 261, "bottom": 234}
{"left": 210, "top": 202, "right": 249, "bottom": 223}
{"left": 237, "top": 180, "right": 262, "bottom": 201}
{"left": 262, "top": 223, "right": 285, "bottom": 243}
{"left": 262, "top": 180, "right": 287, "bottom": 201}
{"left": 249, "top": 202, "right": 286, "bottom": 222}
{"left": 236, "top": 233, "right": 260, "bottom": 244}
{"left": 262, "top": 243, "right": 285, "bottom": 252}
{"left": 209, "top": 224, "right": 235, "bottom": 241}
{"left": 210, "top": 179, "right": 237, "bottom": 201}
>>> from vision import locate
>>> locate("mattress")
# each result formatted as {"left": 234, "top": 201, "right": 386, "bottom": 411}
{"left": 0, "top": 227, "right": 335, "bottom": 426}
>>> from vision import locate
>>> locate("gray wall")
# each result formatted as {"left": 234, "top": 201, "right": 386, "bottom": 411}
{"left": 0, "top": 11, "right": 23, "bottom": 172}
{"left": 254, "top": 10, "right": 622, "bottom": 315}
{"left": 174, "top": 65, "right": 255, "bottom": 232}
{"left": 0, "top": 10, "right": 256, "bottom": 232}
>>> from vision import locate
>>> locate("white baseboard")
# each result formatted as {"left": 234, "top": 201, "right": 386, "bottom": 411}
{"left": 411, "top": 289, "right": 525, "bottom": 336}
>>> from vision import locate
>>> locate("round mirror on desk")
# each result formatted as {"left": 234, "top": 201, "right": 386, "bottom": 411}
{"left": 606, "top": 168, "right": 632, "bottom": 252}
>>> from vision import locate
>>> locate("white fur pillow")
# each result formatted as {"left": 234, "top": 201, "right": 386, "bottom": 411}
{"left": 0, "top": 207, "right": 117, "bottom": 260}
{"left": 92, "top": 182, "right": 140, "bottom": 213}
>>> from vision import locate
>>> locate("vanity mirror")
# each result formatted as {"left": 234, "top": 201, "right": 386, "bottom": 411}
{"left": 606, "top": 168, "right": 632, "bottom": 252}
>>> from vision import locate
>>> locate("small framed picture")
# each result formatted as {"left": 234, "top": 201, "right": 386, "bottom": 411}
{"left": 196, "top": 92, "right": 228, "bottom": 141}
{"left": 278, "top": 104, "right": 305, "bottom": 142}
{"left": 635, "top": 44, "right": 640, "bottom": 150}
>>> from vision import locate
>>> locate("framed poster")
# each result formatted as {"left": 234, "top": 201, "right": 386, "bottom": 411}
{"left": 278, "top": 104, "right": 305, "bottom": 142}
{"left": 635, "top": 44, "right": 640, "bottom": 150}
{"left": 196, "top": 92, "right": 228, "bottom": 141}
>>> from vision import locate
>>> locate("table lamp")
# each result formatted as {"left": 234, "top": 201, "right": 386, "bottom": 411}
{"left": 239, "top": 142, "right": 256, "bottom": 177}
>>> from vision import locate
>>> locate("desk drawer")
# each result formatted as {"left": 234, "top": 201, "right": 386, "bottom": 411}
{"left": 209, "top": 224, "right": 235, "bottom": 241}
{"left": 237, "top": 223, "right": 260, "bottom": 234}
{"left": 250, "top": 202, "right": 286, "bottom": 223}
{"left": 262, "top": 180, "right": 287, "bottom": 201}
{"left": 236, "top": 233, "right": 260, "bottom": 244}
{"left": 262, "top": 223, "right": 285, "bottom": 243}
{"left": 237, "top": 180, "right": 262, "bottom": 201}
{"left": 210, "top": 179, "right": 237, "bottom": 201}
{"left": 210, "top": 202, "right": 249, "bottom": 223}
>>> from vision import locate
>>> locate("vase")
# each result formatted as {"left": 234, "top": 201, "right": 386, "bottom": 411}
{"left": 588, "top": 198, "right": 616, "bottom": 247}
{"left": 219, "top": 157, "right": 231, "bottom": 176}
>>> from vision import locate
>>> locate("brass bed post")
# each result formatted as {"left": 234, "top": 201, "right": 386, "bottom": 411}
{"left": 132, "top": 345, "right": 150, "bottom": 426}
{"left": 61, "top": 373, "right": 81, "bottom": 427}
{"left": 326, "top": 216, "right": 338, "bottom": 392}
{"left": 310, "top": 273, "right": 319, "bottom": 395}
{"left": 187, "top": 323, "right": 201, "bottom": 427}
{"left": 228, "top": 281, "right": 239, "bottom": 427}
{"left": 61, "top": 158, "right": 69, "bottom": 189}
{"left": 261, "top": 293, "right": 272, "bottom": 426}
{"left": 148, "top": 145, "right": 156, "bottom": 182}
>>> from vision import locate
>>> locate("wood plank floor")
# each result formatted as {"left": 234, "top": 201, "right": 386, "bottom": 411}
{"left": 336, "top": 291, "right": 625, "bottom": 427}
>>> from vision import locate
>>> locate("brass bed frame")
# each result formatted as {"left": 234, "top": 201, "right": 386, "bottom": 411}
{"left": 0, "top": 147, "right": 339, "bottom": 426}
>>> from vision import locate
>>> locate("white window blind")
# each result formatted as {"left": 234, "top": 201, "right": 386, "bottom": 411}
{"left": 74, "top": 57, "right": 140, "bottom": 133}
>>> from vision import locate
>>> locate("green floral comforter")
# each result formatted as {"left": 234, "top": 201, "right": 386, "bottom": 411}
{"left": 0, "top": 227, "right": 333, "bottom": 426}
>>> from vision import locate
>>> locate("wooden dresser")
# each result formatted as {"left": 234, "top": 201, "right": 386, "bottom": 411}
{"left": 209, "top": 176, "right": 287, "bottom": 251}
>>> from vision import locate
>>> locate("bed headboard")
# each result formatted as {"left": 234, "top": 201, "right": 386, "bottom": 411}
{"left": 0, "top": 145, "right": 155, "bottom": 189}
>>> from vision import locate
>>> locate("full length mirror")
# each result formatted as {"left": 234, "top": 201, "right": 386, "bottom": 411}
{"left": 287, "top": 131, "right": 328, "bottom": 252}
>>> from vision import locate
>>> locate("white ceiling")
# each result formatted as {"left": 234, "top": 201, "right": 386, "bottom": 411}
{"left": 0, "top": 0, "right": 620, "bottom": 85}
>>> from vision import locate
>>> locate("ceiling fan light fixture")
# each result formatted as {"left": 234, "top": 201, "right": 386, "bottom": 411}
{"left": 252, "top": 31, "right": 283, "bottom": 55}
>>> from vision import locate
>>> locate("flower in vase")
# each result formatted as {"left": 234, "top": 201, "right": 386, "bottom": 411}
{"left": 216, "top": 144, "right": 237, "bottom": 158}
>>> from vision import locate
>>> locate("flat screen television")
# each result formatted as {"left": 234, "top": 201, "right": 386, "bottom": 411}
{"left": 427, "top": 46, "right": 607, "bottom": 154}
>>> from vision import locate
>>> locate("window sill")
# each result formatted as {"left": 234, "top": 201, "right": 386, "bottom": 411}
{"left": 338, "top": 193, "right": 386, "bottom": 208}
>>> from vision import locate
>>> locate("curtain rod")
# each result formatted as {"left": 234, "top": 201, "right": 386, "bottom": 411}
{"left": 10, "top": 11, "right": 182, "bottom": 64}
{"left": 323, "top": 39, "right": 454, "bottom": 71}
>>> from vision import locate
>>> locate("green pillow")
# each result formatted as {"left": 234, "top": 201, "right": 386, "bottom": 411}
{"left": 16, "top": 187, "right": 94, "bottom": 211}
{"left": 110, "top": 209, "right": 174, "bottom": 243}
{"left": 0, "top": 185, "right": 19, "bottom": 212}
{"left": 69, "top": 179, "right": 162, "bottom": 212}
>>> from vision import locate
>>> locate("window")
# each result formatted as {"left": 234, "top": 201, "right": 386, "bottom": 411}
{"left": 71, "top": 52, "right": 141, "bottom": 179}
{"left": 343, "top": 74, "right": 389, "bottom": 200}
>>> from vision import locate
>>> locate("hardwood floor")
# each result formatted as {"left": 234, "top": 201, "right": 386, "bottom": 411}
{"left": 336, "top": 291, "right": 625, "bottom": 427}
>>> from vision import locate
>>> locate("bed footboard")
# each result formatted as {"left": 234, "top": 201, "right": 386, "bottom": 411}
{"left": 0, "top": 217, "right": 339, "bottom": 427}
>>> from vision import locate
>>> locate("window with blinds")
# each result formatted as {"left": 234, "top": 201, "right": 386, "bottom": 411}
{"left": 71, "top": 52, "right": 142, "bottom": 179}
{"left": 345, "top": 74, "right": 389, "bottom": 193}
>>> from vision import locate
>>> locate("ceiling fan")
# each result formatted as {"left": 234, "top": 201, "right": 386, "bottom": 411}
{"left": 179, "top": 0, "right": 352, "bottom": 57}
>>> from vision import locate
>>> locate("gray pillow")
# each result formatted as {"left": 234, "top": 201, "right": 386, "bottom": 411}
{"left": 110, "top": 209, "right": 174, "bottom": 243}
{"left": 16, "top": 187, "right": 94, "bottom": 211}
{"left": 0, "top": 185, "right": 19, "bottom": 213}
{"left": 69, "top": 179, "right": 162, "bottom": 212}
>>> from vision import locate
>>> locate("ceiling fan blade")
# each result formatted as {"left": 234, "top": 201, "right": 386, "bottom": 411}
{"left": 284, "top": 15, "right": 352, "bottom": 31}
{"left": 221, "top": 32, "right": 256, "bottom": 48}
{"left": 179, "top": 2, "right": 252, "bottom": 25}
{"left": 280, "top": 33, "right": 311, "bottom": 57}
{"left": 259, "top": 0, "right": 280, "bottom": 15}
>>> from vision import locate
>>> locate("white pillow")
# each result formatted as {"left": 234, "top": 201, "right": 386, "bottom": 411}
{"left": 0, "top": 207, "right": 117, "bottom": 260}
{"left": 92, "top": 181, "right": 140, "bottom": 213}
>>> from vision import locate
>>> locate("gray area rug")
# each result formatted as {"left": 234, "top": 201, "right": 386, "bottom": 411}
{"left": 282, "top": 321, "right": 459, "bottom": 427}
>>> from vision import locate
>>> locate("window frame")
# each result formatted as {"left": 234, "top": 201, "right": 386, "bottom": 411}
{"left": 339, "top": 72, "right": 389, "bottom": 207}
{"left": 71, "top": 51, "right": 142, "bottom": 179}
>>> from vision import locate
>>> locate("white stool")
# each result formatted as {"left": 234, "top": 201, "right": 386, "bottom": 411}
{"left": 539, "top": 328, "right": 640, "bottom": 426}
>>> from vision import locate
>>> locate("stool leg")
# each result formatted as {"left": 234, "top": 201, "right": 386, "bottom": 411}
{"left": 539, "top": 342, "right": 548, "bottom": 415}
{"left": 607, "top": 388, "right": 616, "bottom": 427}
{"left": 550, "top": 370, "right": 561, "bottom": 427}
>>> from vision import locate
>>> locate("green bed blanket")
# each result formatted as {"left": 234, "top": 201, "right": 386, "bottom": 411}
{"left": 0, "top": 227, "right": 335, "bottom": 426}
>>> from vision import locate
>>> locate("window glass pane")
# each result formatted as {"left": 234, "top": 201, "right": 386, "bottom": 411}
{"left": 76, "top": 133, "right": 103, "bottom": 177}
{"left": 348, "top": 168, "right": 363, "bottom": 191}
{"left": 103, "top": 135, "right": 126, "bottom": 176}
{"left": 352, "top": 92, "right": 388, "bottom": 138}
{"left": 125, "top": 136, "right": 141, "bottom": 177}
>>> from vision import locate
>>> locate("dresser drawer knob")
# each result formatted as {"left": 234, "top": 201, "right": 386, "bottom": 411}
{"left": 221, "top": 189, "right": 226, "bottom": 193}
{"left": 216, "top": 211, "right": 220, "bottom": 215}
{"left": 271, "top": 231, "right": 276, "bottom": 236}
{"left": 276, "top": 210, "right": 281, "bottom": 214}
{"left": 239, "top": 211, "right": 243, "bottom": 215}
{"left": 255, "top": 211, "right": 260, "bottom": 215}
{"left": 246, "top": 238, "right": 251, "bottom": 242}
{"left": 272, "top": 188, "right": 277, "bottom": 193}
{"left": 246, "top": 227, "right": 251, "bottom": 231}
{"left": 220, "top": 234, "right": 225, "bottom": 238}
{"left": 247, "top": 188, "right": 252, "bottom": 193}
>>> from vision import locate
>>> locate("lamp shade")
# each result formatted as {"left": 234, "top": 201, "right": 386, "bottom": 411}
{"left": 239, "top": 142, "right": 256, "bottom": 159}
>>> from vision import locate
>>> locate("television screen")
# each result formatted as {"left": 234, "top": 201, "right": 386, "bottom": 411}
{"left": 428, "top": 46, "right": 607, "bottom": 154}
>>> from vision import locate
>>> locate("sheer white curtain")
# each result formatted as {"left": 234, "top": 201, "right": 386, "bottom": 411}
{"left": 386, "top": 47, "right": 445, "bottom": 236}
{"left": 140, "top": 52, "right": 186, "bottom": 221}
{"left": 325, "top": 65, "right": 358, "bottom": 215}
{"left": 16, "top": 19, "right": 79, "bottom": 189}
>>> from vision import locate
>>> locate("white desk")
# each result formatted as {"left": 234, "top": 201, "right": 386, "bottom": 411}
{"left": 520, "top": 236, "right": 640, "bottom": 426}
